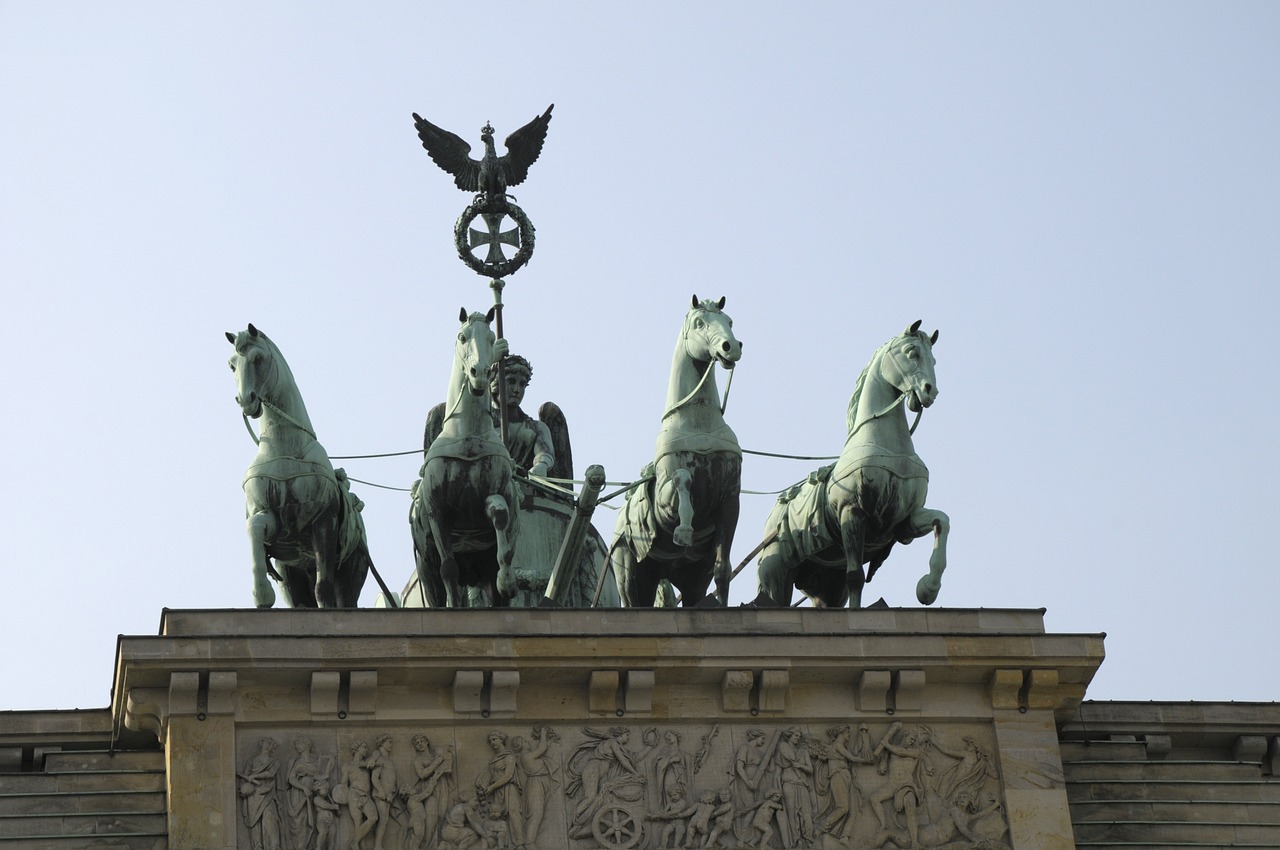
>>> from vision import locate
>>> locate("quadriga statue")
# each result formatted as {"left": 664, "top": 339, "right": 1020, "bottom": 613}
{"left": 756, "top": 321, "right": 949, "bottom": 608}
{"left": 226, "top": 324, "right": 373, "bottom": 607}
{"left": 405, "top": 328, "right": 617, "bottom": 608}
{"left": 610, "top": 295, "right": 743, "bottom": 607}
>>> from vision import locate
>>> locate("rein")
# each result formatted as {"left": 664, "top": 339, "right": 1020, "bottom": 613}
{"left": 848, "top": 391, "right": 924, "bottom": 438}
{"left": 662, "top": 359, "right": 717, "bottom": 420}
{"left": 240, "top": 399, "right": 317, "bottom": 446}
{"left": 848, "top": 344, "right": 927, "bottom": 439}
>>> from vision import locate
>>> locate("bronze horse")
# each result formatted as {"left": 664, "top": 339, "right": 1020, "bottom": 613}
{"left": 610, "top": 296, "right": 743, "bottom": 606}
{"left": 756, "top": 321, "right": 949, "bottom": 608}
{"left": 227, "top": 325, "right": 372, "bottom": 607}
{"left": 409, "top": 308, "right": 521, "bottom": 607}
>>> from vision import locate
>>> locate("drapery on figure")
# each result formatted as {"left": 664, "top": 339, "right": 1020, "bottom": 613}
{"left": 476, "top": 731, "right": 525, "bottom": 845}
{"left": 511, "top": 726, "right": 558, "bottom": 850}
{"left": 239, "top": 736, "right": 283, "bottom": 850}
{"left": 404, "top": 734, "right": 454, "bottom": 850}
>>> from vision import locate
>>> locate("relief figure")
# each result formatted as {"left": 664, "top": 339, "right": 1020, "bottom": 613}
{"left": 476, "top": 731, "right": 524, "bottom": 846}
{"left": 441, "top": 795, "right": 488, "bottom": 850}
{"left": 869, "top": 724, "right": 931, "bottom": 849}
{"left": 775, "top": 727, "right": 816, "bottom": 848}
{"left": 239, "top": 736, "right": 284, "bottom": 850}
{"left": 404, "top": 734, "right": 455, "bottom": 850}
{"left": 338, "top": 740, "right": 378, "bottom": 850}
{"left": 511, "top": 726, "right": 558, "bottom": 850}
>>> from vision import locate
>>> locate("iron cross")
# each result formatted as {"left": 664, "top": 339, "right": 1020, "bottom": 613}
{"left": 468, "top": 212, "right": 521, "bottom": 265}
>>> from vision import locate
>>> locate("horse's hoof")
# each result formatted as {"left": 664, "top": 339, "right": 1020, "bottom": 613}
{"left": 673, "top": 525, "right": 694, "bottom": 547}
{"left": 253, "top": 583, "right": 276, "bottom": 608}
{"left": 916, "top": 575, "right": 941, "bottom": 605}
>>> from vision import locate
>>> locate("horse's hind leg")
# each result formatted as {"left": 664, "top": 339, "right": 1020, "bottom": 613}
{"left": 485, "top": 494, "right": 517, "bottom": 600}
{"left": 709, "top": 492, "right": 740, "bottom": 606}
{"left": 756, "top": 536, "right": 795, "bottom": 607}
{"left": 311, "top": 516, "right": 340, "bottom": 608}
{"left": 246, "top": 510, "right": 278, "bottom": 608}
{"left": 837, "top": 502, "right": 867, "bottom": 609}
{"left": 906, "top": 508, "right": 950, "bottom": 605}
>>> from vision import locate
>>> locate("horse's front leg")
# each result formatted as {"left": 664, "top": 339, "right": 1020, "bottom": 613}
{"left": 657, "top": 466, "right": 695, "bottom": 547}
{"left": 837, "top": 501, "right": 867, "bottom": 609}
{"left": 906, "top": 508, "right": 950, "bottom": 605}
{"left": 485, "top": 493, "right": 516, "bottom": 602}
{"left": 426, "top": 511, "right": 463, "bottom": 608}
{"left": 246, "top": 510, "right": 278, "bottom": 608}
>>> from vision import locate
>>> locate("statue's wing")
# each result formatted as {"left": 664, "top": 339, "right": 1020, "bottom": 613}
{"left": 423, "top": 402, "right": 446, "bottom": 454}
{"left": 412, "top": 113, "right": 481, "bottom": 192}
{"left": 500, "top": 104, "right": 554, "bottom": 188}
{"left": 538, "top": 400, "right": 573, "bottom": 482}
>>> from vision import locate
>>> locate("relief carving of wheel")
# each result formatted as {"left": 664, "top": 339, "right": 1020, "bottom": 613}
{"left": 592, "top": 805, "right": 642, "bottom": 850}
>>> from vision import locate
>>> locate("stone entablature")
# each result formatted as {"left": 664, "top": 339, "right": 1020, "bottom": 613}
{"left": 111, "top": 608, "right": 1104, "bottom": 850}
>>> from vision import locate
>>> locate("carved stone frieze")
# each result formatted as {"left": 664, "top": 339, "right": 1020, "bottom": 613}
{"left": 236, "top": 723, "right": 1009, "bottom": 850}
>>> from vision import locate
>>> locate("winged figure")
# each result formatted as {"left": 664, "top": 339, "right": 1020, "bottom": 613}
{"left": 412, "top": 104, "right": 554, "bottom": 199}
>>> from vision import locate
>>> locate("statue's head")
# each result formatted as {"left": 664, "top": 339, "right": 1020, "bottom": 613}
{"left": 492, "top": 354, "right": 533, "bottom": 407}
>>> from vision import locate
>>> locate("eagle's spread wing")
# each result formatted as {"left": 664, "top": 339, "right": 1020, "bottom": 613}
{"left": 412, "top": 113, "right": 481, "bottom": 192}
{"left": 500, "top": 104, "right": 554, "bottom": 189}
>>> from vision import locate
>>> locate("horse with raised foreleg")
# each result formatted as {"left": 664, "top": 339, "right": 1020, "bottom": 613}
{"left": 409, "top": 307, "right": 520, "bottom": 607}
{"left": 610, "top": 295, "right": 744, "bottom": 607}
{"left": 756, "top": 320, "right": 949, "bottom": 608}
{"left": 227, "top": 324, "right": 373, "bottom": 607}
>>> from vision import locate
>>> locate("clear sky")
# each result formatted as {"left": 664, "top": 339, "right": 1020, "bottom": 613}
{"left": 1, "top": 3, "right": 1277, "bottom": 712}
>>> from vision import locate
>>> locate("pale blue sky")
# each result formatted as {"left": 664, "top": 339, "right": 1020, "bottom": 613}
{"left": 2, "top": 3, "right": 1277, "bottom": 711}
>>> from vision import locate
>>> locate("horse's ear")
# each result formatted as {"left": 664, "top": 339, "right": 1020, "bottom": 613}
{"left": 930, "top": 329, "right": 939, "bottom": 345}
{"left": 459, "top": 307, "right": 468, "bottom": 323}
{"left": 691, "top": 294, "right": 699, "bottom": 308}
{"left": 908, "top": 319, "right": 923, "bottom": 335}
{"left": 248, "top": 323, "right": 260, "bottom": 337}
{"left": 717, "top": 296, "right": 726, "bottom": 309}
{"left": 225, "top": 331, "right": 236, "bottom": 345}
{"left": 484, "top": 306, "right": 496, "bottom": 324}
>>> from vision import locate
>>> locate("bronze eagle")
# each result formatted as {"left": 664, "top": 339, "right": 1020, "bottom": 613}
{"left": 412, "top": 104, "right": 554, "bottom": 199}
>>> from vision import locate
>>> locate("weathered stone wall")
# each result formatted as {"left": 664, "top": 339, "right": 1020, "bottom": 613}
{"left": 0, "top": 709, "right": 165, "bottom": 849}
{"left": 1061, "top": 701, "right": 1280, "bottom": 848}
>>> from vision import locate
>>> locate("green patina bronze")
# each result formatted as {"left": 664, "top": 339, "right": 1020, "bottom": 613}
{"left": 404, "top": 336, "right": 616, "bottom": 609}
{"left": 226, "top": 324, "right": 373, "bottom": 608}
{"left": 756, "top": 321, "right": 950, "bottom": 609}
{"left": 610, "top": 296, "right": 744, "bottom": 608}
{"left": 409, "top": 308, "right": 521, "bottom": 608}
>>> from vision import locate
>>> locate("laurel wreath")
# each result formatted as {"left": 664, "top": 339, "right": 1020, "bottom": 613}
{"left": 454, "top": 197, "right": 536, "bottom": 279}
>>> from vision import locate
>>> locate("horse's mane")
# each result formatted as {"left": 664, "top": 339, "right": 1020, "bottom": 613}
{"left": 232, "top": 327, "right": 281, "bottom": 359}
{"left": 845, "top": 331, "right": 927, "bottom": 435}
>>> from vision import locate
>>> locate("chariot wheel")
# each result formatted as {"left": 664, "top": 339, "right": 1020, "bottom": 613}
{"left": 592, "top": 805, "right": 643, "bottom": 850}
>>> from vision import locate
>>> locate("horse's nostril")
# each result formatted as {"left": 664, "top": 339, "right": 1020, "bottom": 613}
{"left": 924, "top": 384, "right": 934, "bottom": 396}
